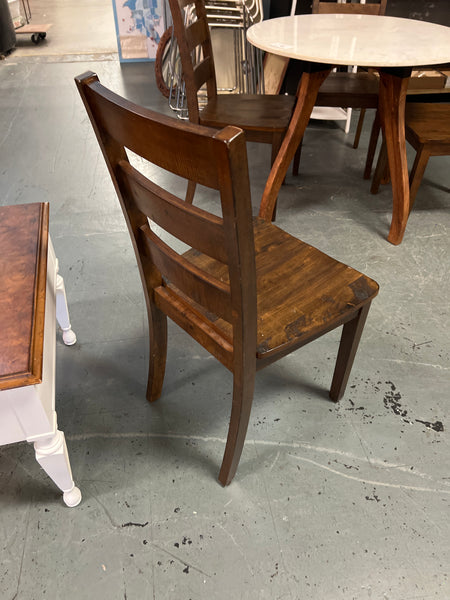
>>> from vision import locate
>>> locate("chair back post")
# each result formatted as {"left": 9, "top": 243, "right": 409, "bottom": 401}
{"left": 213, "top": 127, "right": 257, "bottom": 377}
{"left": 75, "top": 71, "right": 257, "bottom": 373}
{"left": 168, "top": 0, "right": 218, "bottom": 123}
{"left": 312, "top": 0, "right": 386, "bottom": 15}
{"left": 75, "top": 72, "right": 151, "bottom": 289}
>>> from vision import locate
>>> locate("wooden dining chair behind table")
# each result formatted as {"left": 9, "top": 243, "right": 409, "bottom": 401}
{"left": 76, "top": 71, "right": 379, "bottom": 486}
{"left": 312, "top": 0, "right": 386, "bottom": 15}
{"left": 292, "top": 0, "right": 386, "bottom": 175}
{"left": 370, "top": 102, "right": 450, "bottom": 210}
{"left": 167, "top": 0, "right": 295, "bottom": 182}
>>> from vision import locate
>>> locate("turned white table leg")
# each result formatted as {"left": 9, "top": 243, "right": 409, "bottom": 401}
{"left": 34, "top": 430, "right": 82, "bottom": 507}
{"left": 55, "top": 258, "right": 77, "bottom": 346}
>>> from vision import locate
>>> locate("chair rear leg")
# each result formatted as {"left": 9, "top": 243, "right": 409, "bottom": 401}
{"left": 364, "top": 110, "right": 381, "bottom": 180}
{"left": 270, "top": 132, "right": 285, "bottom": 221}
{"left": 329, "top": 303, "right": 372, "bottom": 402}
{"left": 370, "top": 138, "right": 388, "bottom": 194}
{"left": 353, "top": 108, "right": 366, "bottom": 149}
{"left": 146, "top": 305, "right": 168, "bottom": 402}
{"left": 218, "top": 374, "right": 255, "bottom": 486}
{"left": 292, "top": 139, "right": 303, "bottom": 176}
{"left": 185, "top": 180, "right": 196, "bottom": 204}
{"left": 408, "top": 146, "right": 430, "bottom": 212}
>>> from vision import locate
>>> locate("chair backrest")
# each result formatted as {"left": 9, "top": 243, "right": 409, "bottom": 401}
{"left": 312, "top": 0, "right": 386, "bottom": 15}
{"left": 168, "top": 0, "right": 218, "bottom": 123}
{"left": 75, "top": 71, "right": 256, "bottom": 371}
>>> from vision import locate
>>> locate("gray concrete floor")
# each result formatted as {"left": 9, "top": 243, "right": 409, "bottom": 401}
{"left": 10, "top": 0, "right": 117, "bottom": 58}
{"left": 1, "top": 2, "right": 450, "bottom": 599}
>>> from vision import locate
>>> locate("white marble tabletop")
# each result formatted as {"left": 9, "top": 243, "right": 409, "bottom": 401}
{"left": 247, "top": 14, "right": 450, "bottom": 68}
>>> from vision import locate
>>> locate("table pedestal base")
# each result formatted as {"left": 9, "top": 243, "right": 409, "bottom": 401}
{"left": 258, "top": 62, "right": 412, "bottom": 245}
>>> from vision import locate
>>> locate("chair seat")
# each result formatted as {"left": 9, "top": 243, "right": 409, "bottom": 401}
{"left": 199, "top": 93, "right": 296, "bottom": 134}
{"left": 405, "top": 103, "right": 450, "bottom": 147}
{"left": 315, "top": 72, "right": 379, "bottom": 109}
{"left": 180, "top": 217, "right": 378, "bottom": 361}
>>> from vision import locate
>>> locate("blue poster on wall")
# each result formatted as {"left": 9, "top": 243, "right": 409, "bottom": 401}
{"left": 112, "top": 0, "right": 166, "bottom": 62}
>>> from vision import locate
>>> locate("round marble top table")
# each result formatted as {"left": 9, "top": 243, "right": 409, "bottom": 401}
{"left": 247, "top": 15, "right": 450, "bottom": 244}
{"left": 247, "top": 14, "right": 450, "bottom": 68}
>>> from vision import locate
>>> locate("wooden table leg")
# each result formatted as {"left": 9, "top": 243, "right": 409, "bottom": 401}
{"left": 377, "top": 67, "right": 411, "bottom": 245}
{"left": 259, "top": 63, "right": 332, "bottom": 221}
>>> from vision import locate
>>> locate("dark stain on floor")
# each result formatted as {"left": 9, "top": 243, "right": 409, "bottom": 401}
{"left": 415, "top": 419, "right": 444, "bottom": 432}
{"left": 383, "top": 381, "right": 408, "bottom": 418}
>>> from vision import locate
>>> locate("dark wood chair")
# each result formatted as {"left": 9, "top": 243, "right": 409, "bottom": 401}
{"left": 370, "top": 102, "right": 450, "bottom": 211}
{"left": 76, "top": 71, "right": 379, "bottom": 486}
{"left": 363, "top": 68, "right": 450, "bottom": 182}
{"left": 167, "top": 0, "right": 295, "bottom": 171}
{"left": 292, "top": 0, "right": 386, "bottom": 175}
{"left": 312, "top": 0, "right": 386, "bottom": 14}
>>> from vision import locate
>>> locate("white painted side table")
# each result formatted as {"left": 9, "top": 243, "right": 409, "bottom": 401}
{"left": 0, "top": 202, "right": 81, "bottom": 507}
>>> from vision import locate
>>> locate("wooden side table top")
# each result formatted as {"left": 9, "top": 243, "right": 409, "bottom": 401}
{"left": 0, "top": 202, "right": 49, "bottom": 390}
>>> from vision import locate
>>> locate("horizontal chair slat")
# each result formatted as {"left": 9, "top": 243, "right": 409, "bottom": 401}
{"left": 186, "top": 18, "right": 210, "bottom": 52}
{"left": 194, "top": 58, "right": 214, "bottom": 93}
{"left": 140, "top": 224, "right": 233, "bottom": 322}
{"left": 154, "top": 286, "right": 234, "bottom": 370}
{"left": 117, "top": 161, "right": 228, "bottom": 263}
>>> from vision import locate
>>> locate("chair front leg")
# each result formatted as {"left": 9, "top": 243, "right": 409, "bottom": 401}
{"left": 329, "top": 303, "right": 372, "bottom": 402}
{"left": 218, "top": 371, "right": 256, "bottom": 486}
